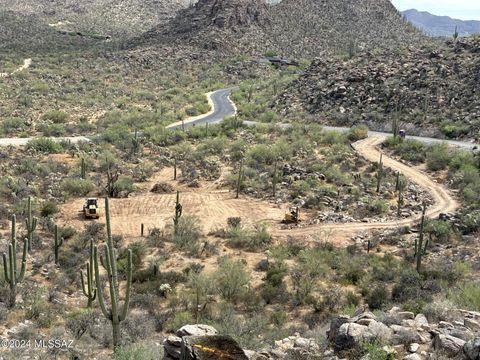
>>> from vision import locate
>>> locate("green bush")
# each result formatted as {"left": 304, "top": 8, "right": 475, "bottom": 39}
{"left": 450, "top": 282, "right": 480, "bottom": 311}
{"left": 214, "top": 257, "right": 250, "bottom": 303}
{"left": 26, "top": 138, "right": 63, "bottom": 153}
{"left": 42, "top": 110, "right": 69, "bottom": 124}
{"left": 366, "top": 286, "right": 389, "bottom": 310}
{"left": 426, "top": 143, "right": 450, "bottom": 171}
{"left": 347, "top": 125, "right": 369, "bottom": 142}
{"left": 61, "top": 178, "right": 94, "bottom": 196}
{"left": 2, "top": 117, "right": 27, "bottom": 134}
{"left": 40, "top": 200, "right": 59, "bottom": 217}
{"left": 173, "top": 216, "right": 203, "bottom": 255}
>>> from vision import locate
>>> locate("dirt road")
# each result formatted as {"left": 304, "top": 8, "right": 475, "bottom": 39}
{"left": 58, "top": 136, "right": 460, "bottom": 245}
{"left": 0, "top": 58, "right": 32, "bottom": 78}
{"left": 271, "top": 136, "right": 460, "bottom": 242}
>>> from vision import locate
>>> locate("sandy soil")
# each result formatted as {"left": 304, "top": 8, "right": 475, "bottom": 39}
{"left": 57, "top": 135, "right": 460, "bottom": 246}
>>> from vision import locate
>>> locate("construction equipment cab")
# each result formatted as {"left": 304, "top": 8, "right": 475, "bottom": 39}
{"left": 83, "top": 198, "right": 100, "bottom": 219}
{"left": 283, "top": 206, "right": 300, "bottom": 224}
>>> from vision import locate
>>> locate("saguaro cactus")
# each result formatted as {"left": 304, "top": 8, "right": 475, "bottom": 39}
{"left": 25, "top": 196, "right": 37, "bottom": 252}
{"left": 415, "top": 202, "right": 427, "bottom": 272}
{"left": 2, "top": 215, "right": 28, "bottom": 308}
{"left": 80, "top": 239, "right": 97, "bottom": 308}
{"left": 131, "top": 129, "right": 140, "bottom": 156}
{"left": 236, "top": 159, "right": 244, "bottom": 199}
{"left": 81, "top": 158, "right": 86, "bottom": 179}
{"left": 173, "top": 191, "right": 183, "bottom": 235}
{"left": 173, "top": 158, "right": 177, "bottom": 180}
{"left": 53, "top": 225, "right": 63, "bottom": 266}
{"left": 376, "top": 153, "right": 383, "bottom": 193}
{"left": 93, "top": 198, "right": 132, "bottom": 350}
{"left": 272, "top": 158, "right": 278, "bottom": 198}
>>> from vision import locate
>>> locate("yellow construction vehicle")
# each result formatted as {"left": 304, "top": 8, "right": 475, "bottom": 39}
{"left": 283, "top": 206, "right": 300, "bottom": 224}
{"left": 83, "top": 198, "right": 100, "bottom": 219}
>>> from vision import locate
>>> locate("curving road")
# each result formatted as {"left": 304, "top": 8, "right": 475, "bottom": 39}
{"left": 1, "top": 87, "right": 477, "bottom": 240}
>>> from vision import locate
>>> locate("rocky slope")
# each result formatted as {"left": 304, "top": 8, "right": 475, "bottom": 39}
{"left": 1, "top": 0, "right": 188, "bottom": 38}
{"left": 163, "top": 307, "right": 480, "bottom": 359}
{"left": 0, "top": 11, "right": 97, "bottom": 54}
{"left": 403, "top": 9, "right": 480, "bottom": 37}
{"left": 276, "top": 36, "right": 480, "bottom": 139}
{"left": 136, "top": 0, "right": 425, "bottom": 58}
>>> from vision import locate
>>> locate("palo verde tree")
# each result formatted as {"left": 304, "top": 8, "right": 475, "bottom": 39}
{"left": 93, "top": 198, "right": 132, "bottom": 350}
{"left": 2, "top": 215, "right": 28, "bottom": 308}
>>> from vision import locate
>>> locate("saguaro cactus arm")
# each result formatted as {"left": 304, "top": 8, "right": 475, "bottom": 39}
{"left": 119, "top": 249, "right": 132, "bottom": 322}
{"left": 93, "top": 246, "right": 111, "bottom": 320}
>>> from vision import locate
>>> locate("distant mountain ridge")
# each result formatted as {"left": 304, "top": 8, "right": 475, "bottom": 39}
{"left": 402, "top": 9, "right": 480, "bottom": 37}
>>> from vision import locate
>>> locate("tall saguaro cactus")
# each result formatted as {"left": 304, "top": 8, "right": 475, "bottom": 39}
{"left": 53, "top": 225, "right": 63, "bottom": 266}
{"left": 25, "top": 196, "right": 37, "bottom": 252}
{"left": 2, "top": 215, "right": 28, "bottom": 308}
{"left": 93, "top": 198, "right": 132, "bottom": 350}
{"left": 173, "top": 191, "right": 183, "bottom": 235}
{"left": 80, "top": 239, "right": 97, "bottom": 308}
{"left": 415, "top": 202, "right": 428, "bottom": 272}
{"left": 81, "top": 158, "right": 87, "bottom": 179}
{"left": 376, "top": 153, "right": 383, "bottom": 193}
{"left": 236, "top": 159, "right": 244, "bottom": 199}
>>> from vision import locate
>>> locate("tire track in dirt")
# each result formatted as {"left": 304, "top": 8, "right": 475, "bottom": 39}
{"left": 58, "top": 136, "right": 460, "bottom": 244}
{"left": 271, "top": 136, "right": 460, "bottom": 242}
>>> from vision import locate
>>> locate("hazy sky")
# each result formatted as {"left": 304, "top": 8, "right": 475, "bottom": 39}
{"left": 391, "top": 0, "right": 480, "bottom": 20}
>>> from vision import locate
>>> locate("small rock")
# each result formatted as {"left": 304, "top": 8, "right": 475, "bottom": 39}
{"left": 408, "top": 343, "right": 420, "bottom": 353}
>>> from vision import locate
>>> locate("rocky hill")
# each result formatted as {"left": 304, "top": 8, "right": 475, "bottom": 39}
{"left": 1, "top": 0, "right": 188, "bottom": 38}
{"left": 403, "top": 9, "right": 480, "bottom": 37}
{"left": 136, "top": 0, "right": 425, "bottom": 58}
{"left": 276, "top": 36, "right": 480, "bottom": 140}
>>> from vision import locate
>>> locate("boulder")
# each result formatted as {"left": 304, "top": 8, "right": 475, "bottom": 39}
{"left": 434, "top": 334, "right": 466, "bottom": 356}
{"left": 334, "top": 323, "right": 371, "bottom": 350}
{"left": 181, "top": 335, "right": 248, "bottom": 360}
{"left": 464, "top": 338, "right": 480, "bottom": 360}
{"left": 177, "top": 324, "right": 218, "bottom": 337}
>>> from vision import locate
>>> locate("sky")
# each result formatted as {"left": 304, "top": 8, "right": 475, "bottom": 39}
{"left": 391, "top": 0, "right": 480, "bottom": 20}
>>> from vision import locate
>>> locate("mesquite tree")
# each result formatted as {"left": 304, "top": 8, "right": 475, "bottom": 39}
{"left": 93, "top": 198, "right": 132, "bottom": 350}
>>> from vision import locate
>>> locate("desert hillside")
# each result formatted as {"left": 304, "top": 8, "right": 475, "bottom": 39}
{"left": 276, "top": 36, "right": 480, "bottom": 140}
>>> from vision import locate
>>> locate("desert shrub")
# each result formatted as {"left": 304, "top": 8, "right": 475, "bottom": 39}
{"left": 122, "top": 314, "right": 156, "bottom": 343}
{"left": 425, "top": 220, "right": 453, "bottom": 243}
{"left": 164, "top": 311, "right": 195, "bottom": 333}
{"left": 42, "top": 110, "right": 69, "bottom": 123}
{"left": 363, "top": 197, "right": 389, "bottom": 216}
{"left": 426, "top": 143, "right": 450, "bottom": 171}
{"left": 26, "top": 138, "right": 63, "bottom": 153}
{"left": 61, "top": 178, "right": 94, "bottom": 196}
{"left": 365, "top": 285, "right": 389, "bottom": 310}
{"left": 2, "top": 117, "right": 27, "bottom": 134}
{"left": 384, "top": 138, "right": 426, "bottom": 163}
{"left": 40, "top": 200, "right": 59, "bottom": 217}
{"left": 172, "top": 215, "right": 203, "bottom": 255}
{"left": 392, "top": 270, "right": 422, "bottom": 303}
{"left": 449, "top": 282, "right": 480, "bottom": 311}
{"left": 113, "top": 342, "right": 163, "bottom": 360}
{"left": 347, "top": 125, "right": 369, "bottom": 142}
{"left": 214, "top": 257, "right": 250, "bottom": 303}
{"left": 111, "top": 176, "right": 135, "bottom": 198}
{"left": 440, "top": 122, "right": 470, "bottom": 139}
{"left": 65, "top": 309, "right": 96, "bottom": 339}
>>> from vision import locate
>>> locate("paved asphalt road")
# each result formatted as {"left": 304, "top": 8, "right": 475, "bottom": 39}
{"left": 0, "top": 88, "right": 478, "bottom": 150}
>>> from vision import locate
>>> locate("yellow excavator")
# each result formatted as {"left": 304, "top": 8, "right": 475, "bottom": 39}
{"left": 283, "top": 206, "right": 300, "bottom": 224}
{"left": 83, "top": 198, "right": 101, "bottom": 219}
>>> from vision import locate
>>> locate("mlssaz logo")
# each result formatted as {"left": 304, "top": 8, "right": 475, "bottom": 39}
{"left": 35, "top": 339, "right": 74, "bottom": 349}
